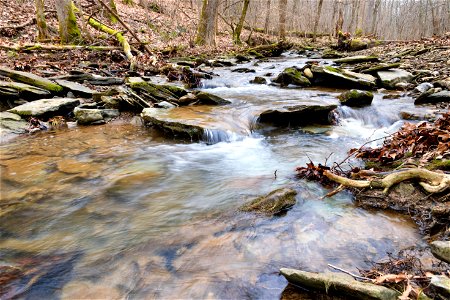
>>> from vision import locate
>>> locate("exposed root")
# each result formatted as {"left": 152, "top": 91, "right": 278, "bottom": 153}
{"left": 324, "top": 168, "right": 450, "bottom": 195}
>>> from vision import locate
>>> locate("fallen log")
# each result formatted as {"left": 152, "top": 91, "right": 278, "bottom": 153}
{"left": 87, "top": 17, "right": 136, "bottom": 71}
{"left": 0, "top": 44, "right": 119, "bottom": 52}
{"left": 324, "top": 168, "right": 450, "bottom": 194}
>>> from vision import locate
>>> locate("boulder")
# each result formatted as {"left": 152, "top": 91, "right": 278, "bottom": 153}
{"left": 322, "top": 49, "right": 343, "bottom": 59}
{"left": 127, "top": 77, "right": 190, "bottom": 104}
{"left": 258, "top": 104, "right": 337, "bottom": 125}
{"left": 348, "top": 39, "right": 369, "bottom": 51}
{"left": 377, "top": 69, "right": 414, "bottom": 89}
{"left": 54, "top": 79, "right": 95, "bottom": 97}
{"left": 311, "top": 65, "right": 376, "bottom": 89}
{"left": 280, "top": 268, "right": 399, "bottom": 300}
{"left": 249, "top": 77, "right": 267, "bottom": 84}
{"left": 240, "top": 188, "right": 297, "bottom": 215}
{"left": 415, "top": 90, "right": 450, "bottom": 104}
{"left": 303, "top": 68, "right": 313, "bottom": 79}
{"left": 0, "top": 81, "right": 52, "bottom": 101}
{"left": 141, "top": 107, "right": 206, "bottom": 140}
{"left": 338, "top": 89, "right": 373, "bottom": 107}
{"left": 0, "top": 67, "right": 63, "bottom": 93}
{"left": 430, "top": 241, "right": 450, "bottom": 264}
{"left": 8, "top": 98, "right": 80, "bottom": 119}
{"left": 273, "top": 67, "right": 311, "bottom": 87}
{"left": 74, "top": 107, "right": 119, "bottom": 125}
{"left": 194, "top": 91, "right": 231, "bottom": 105}
{"left": 333, "top": 55, "right": 379, "bottom": 64}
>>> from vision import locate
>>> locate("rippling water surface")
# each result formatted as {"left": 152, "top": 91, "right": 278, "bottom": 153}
{"left": 0, "top": 55, "right": 426, "bottom": 299}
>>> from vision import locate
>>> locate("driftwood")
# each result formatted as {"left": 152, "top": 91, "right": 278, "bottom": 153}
{"left": 0, "top": 44, "right": 119, "bottom": 52}
{"left": 324, "top": 168, "right": 450, "bottom": 194}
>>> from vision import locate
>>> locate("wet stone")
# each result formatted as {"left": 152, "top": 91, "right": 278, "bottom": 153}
{"left": 240, "top": 188, "right": 297, "bottom": 216}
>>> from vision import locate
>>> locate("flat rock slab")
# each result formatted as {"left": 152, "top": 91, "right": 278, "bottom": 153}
{"left": 280, "top": 268, "right": 399, "bottom": 300}
{"left": 258, "top": 104, "right": 337, "bottom": 125}
{"left": 333, "top": 55, "right": 379, "bottom": 64}
{"left": 8, "top": 98, "right": 80, "bottom": 119}
{"left": 0, "top": 67, "right": 63, "bottom": 93}
{"left": 377, "top": 69, "right": 413, "bottom": 89}
{"left": 415, "top": 90, "right": 450, "bottom": 104}
{"left": 55, "top": 80, "right": 95, "bottom": 97}
{"left": 311, "top": 65, "right": 376, "bottom": 89}
{"left": 0, "top": 81, "right": 51, "bottom": 101}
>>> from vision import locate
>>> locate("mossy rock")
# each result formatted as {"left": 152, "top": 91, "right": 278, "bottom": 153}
{"left": 0, "top": 67, "right": 63, "bottom": 93}
{"left": 250, "top": 76, "right": 267, "bottom": 84}
{"left": 348, "top": 39, "right": 369, "bottom": 51}
{"left": 338, "top": 89, "right": 374, "bottom": 107}
{"left": 322, "top": 49, "right": 343, "bottom": 59}
{"left": 240, "top": 188, "right": 297, "bottom": 216}
{"left": 273, "top": 67, "right": 311, "bottom": 87}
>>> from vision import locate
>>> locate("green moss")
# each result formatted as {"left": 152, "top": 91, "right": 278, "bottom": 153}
{"left": 64, "top": 1, "right": 82, "bottom": 44}
{"left": 426, "top": 159, "right": 450, "bottom": 171}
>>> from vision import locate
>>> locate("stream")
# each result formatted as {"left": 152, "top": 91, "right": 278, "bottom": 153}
{"left": 0, "top": 53, "right": 429, "bottom": 299}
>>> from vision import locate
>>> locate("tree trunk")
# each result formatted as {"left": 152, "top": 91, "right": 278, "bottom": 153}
{"left": 109, "top": 0, "right": 118, "bottom": 23}
{"left": 370, "top": 0, "right": 382, "bottom": 36}
{"left": 35, "top": 0, "right": 49, "bottom": 41}
{"left": 195, "top": 0, "right": 219, "bottom": 46}
{"left": 279, "top": 0, "right": 287, "bottom": 39}
{"left": 55, "top": 0, "right": 81, "bottom": 44}
{"left": 312, "top": 0, "right": 324, "bottom": 41}
{"left": 233, "top": 0, "right": 250, "bottom": 44}
{"left": 264, "top": 0, "right": 271, "bottom": 34}
{"left": 335, "top": 0, "right": 344, "bottom": 37}
{"left": 349, "top": 0, "right": 359, "bottom": 35}
{"left": 428, "top": 0, "right": 439, "bottom": 35}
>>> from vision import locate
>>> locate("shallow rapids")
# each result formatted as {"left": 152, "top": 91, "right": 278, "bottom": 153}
{"left": 0, "top": 54, "right": 428, "bottom": 299}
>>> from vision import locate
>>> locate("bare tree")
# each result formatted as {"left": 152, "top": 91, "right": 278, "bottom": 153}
{"left": 35, "top": 0, "right": 49, "bottom": 41}
{"left": 195, "top": 0, "right": 219, "bottom": 46}
{"left": 279, "top": 0, "right": 287, "bottom": 39}
{"left": 264, "top": 0, "right": 271, "bottom": 34}
{"left": 312, "top": 0, "right": 324, "bottom": 41}
{"left": 233, "top": 0, "right": 250, "bottom": 44}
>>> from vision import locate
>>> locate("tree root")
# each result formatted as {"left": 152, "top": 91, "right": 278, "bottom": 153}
{"left": 324, "top": 168, "right": 450, "bottom": 195}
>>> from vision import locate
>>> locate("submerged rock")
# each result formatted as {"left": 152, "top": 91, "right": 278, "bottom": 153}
{"left": 8, "top": 98, "right": 80, "bottom": 119}
{"left": 0, "top": 67, "right": 63, "bottom": 93}
{"left": 338, "top": 89, "right": 373, "bottom": 107}
{"left": 280, "top": 268, "right": 399, "bottom": 300}
{"left": 273, "top": 67, "right": 311, "bottom": 87}
{"left": 258, "top": 104, "right": 337, "bottom": 125}
{"left": 377, "top": 69, "right": 414, "bottom": 89}
{"left": 249, "top": 77, "right": 267, "bottom": 84}
{"left": 311, "top": 65, "right": 376, "bottom": 89}
{"left": 430, "top": 241, "right": 450, "bottom": 264}
{"left": 415, "top": 90, "right": 450, "bottom": 104}
{"left": 240, "top": 188, "right": 297, "bottom": 215}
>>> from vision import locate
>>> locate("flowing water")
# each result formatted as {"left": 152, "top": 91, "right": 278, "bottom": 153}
{"left": 0, "top": 54, "right": 429, "bottom": 299}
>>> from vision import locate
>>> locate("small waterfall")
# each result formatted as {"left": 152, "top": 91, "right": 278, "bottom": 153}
{"left": 337, "top": 105, "right": 401, "bottom": 128}
{"left": 202, "top": 129, "right": 244, "bottom": 144}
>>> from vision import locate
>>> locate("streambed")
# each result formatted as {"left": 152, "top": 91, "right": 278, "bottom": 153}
{"left": 0, "top": 54, "right": 431, "bottom": 299}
